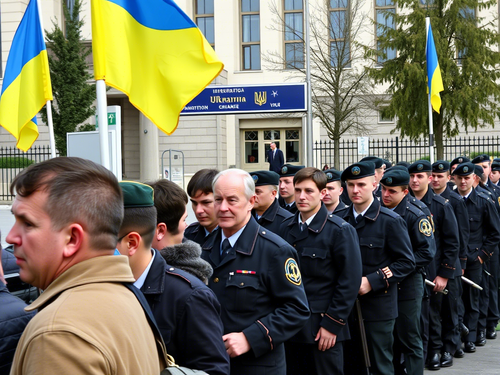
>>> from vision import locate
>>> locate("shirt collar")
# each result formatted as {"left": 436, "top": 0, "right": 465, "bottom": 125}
{"left": 204, "top": 225, "right": 218, "bottom": 237}
{"left": 133, "top": 249, "right": 155, "bottom": 289}
{"left": 353, "top": 197, "right": 374, "bottom": 218}
{"left": 221, "top": 225, "right": 246, "bottom": 248}
{"left": 298, "top": 212, "right": 317, "bottom": 226}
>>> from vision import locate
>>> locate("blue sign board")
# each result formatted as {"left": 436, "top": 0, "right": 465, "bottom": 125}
{"left": 181, "top": 83, "right": 307, "bottom": 115}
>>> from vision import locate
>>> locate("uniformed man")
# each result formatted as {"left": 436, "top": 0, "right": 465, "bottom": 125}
{"left": 452, "top": 162, "right": 500, "bottom": 353}
{"left": 490, "top": 161, "right": 500, "bottom": 185}
{"left": 360, "top": 156, "right": 385, "bottom": 199}
{"left": 279, "top": 167, "right": 362, "bottom": 375}
{"left": 201, "top": 169, "right": 310, "bottom": 375}
{"left": 278, "top": 164, "right": 305, "bottom": 214}
{"left": 449, "top": 156, "right": 470, "bottom": 189}
{"left": 322, "top": 168, "right": 347, "bottom": 214}
{"left": 431, "top": 160, "right": 470, "bottom": 362}
{"left": 409, "top": 160, "right": 460, "bottom": 370}
{"left": 250, "top": 170, "right": 292, "bottom": 234}
{"left": 117, "top": 181, "right": 229, "bottom": 375}
{"left": 380, "top": 169, "right": 435, "bottom": 375}
{"left": 185, "top": 169, "right": 219, "bottom": 246}
{"left": 340, "top": 161, "right": 415, "bottom": 375}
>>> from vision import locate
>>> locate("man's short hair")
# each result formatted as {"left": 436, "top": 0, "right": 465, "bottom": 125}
{"left": 187, "top": 169, "right": 219, "bottom": 197}
{"left": 10, "top": 157, "right": 123, "bottom": 250}
{"left": 213, "top": 169, "right": 255, "bottom": 200}
{"left": 148, "top": 179, "right": 188, "bottom": 235}
{"left": 294, "top": 167, "right": 327, "bottom": 191}
{"left": 121, "top": 207, "right": 157, "bottom": 248}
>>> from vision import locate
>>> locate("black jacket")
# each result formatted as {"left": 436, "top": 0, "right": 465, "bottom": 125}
{"left": 0, "top": 282, "right": 36, "bottom": 375}
{"left": 141, "top": 250, "right": 229, "bottom": 375}
{"left": 184, "top": 222, "right": 218, "bottom": 247}
{"left": 252, "top": 198, "right": 292, "bottom": 235}
{"left": 268, "top": 148, "right": 284, "bottom": 173}
{"left": 202, "top": 217, "right": 310, "bottom": 375}
{"left": 340, "top": 199, "right": 415, "bottom": 321}
{"left": 278, "top": 196, "right": 299, "bottom": 215}
{"left": 279, "top": 204, "right": 362, "bottom": 342}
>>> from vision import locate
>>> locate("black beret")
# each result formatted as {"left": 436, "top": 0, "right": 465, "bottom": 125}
{"left": 382, "top": 159, "right": 393, "bottom": 169}
{"left": 279, "top": 164, "right": 304, "bottom": 177}
{"left": 396, "top": 161, "right": 410, "bottom": 168}
{"left": 386, "top": 165, "right": 409, "bottom": 173}
{"left": 250, "top": 170, "right": 280, "bottom": 186}
{"left": 432, "top": 160, "right": 450, "bottom": 173}
{"left": 474, "top": 165, "right": 484, "bottom": 176}
{"left": 491, "top": 162, "right": 500, "bottom": 171}
{"left": 452, "top": 162, "right": 475, "bottom": 176}
{"left": 450, "top": 156, "right": 470, "bottom": 168}
{"left": 408, "top": 160, "right": 432, "bottom": 174}
{"left": 323, "top": 168, "right": 341, "bottom": 183}
{"left": 493, "top": 158, "right": 500, "bottom": 163}
{"left": 341, "top": 161, "right": 375, "bottom": 182}
{"left": 381, "top": 169, "right": 410, "bottom": 187}
{"left": 360, "top": 156, "right": 384, "bottom": 169}
{"left": 472, "top": 154, "right": 490, "bottom": 164}
{"left": 120, "top": 181, "right": 154, "bottom": 208}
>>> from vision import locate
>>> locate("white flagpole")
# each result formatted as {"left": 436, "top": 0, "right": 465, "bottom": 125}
{"left": 36, "top": 0, "right": 56, "bottom": 158}
{"left": 96, "top": 79, "right": 110, "bottom": 169}
{"left": 304, "top": 0, "right": 313, "bottom": 167}
{"left": 426, "top": 17, "right": 435, "bottom": 164}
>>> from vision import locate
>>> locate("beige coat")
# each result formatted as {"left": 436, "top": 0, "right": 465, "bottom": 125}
{"left": 10, "top": 255, "right": 166, "bottom": 375}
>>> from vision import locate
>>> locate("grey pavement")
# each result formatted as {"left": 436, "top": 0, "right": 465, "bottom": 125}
{"left": 424, "top": 335, "right": 500, "bottom": 374}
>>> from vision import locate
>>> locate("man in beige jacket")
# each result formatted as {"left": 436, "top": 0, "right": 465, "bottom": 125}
{"left": 7, "top": 157, "right": 166, "bottom": 375}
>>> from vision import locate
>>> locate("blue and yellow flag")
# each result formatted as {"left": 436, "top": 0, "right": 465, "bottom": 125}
{"left": 0, "top": 0, "right": 52, "bottom": 151}
{"left": 91, "top": 0, "right": 224, "bottom": 135}
{"left": 426, "top": 22, "right": 444, "bottom": 113}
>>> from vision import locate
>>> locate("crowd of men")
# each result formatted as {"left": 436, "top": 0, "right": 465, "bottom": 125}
{"left": 1, "top": 152, "right": 500, "bottom": 375}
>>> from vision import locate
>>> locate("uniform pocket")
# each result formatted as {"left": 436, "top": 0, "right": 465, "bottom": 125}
{"left": 300, "top": 247, "right": 329, "bottom": 277}
{"left": 225, "top": 275, "right": 260, "bottom": 312}
{"left": 359, "top": 237, "right": 385, "bottom": 267}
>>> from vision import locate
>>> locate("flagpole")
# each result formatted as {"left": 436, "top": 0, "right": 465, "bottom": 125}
{"left": 36, "top": 0, "right": 56, "bottom": 158}
{"left": 426, "top": 17, "right": 435, "bottom": 164}
{"left": 304, "top": 0, "right": 313, "bottom": 167}
{"left": 96, "top": 79, "right": 110, "bottom": 169}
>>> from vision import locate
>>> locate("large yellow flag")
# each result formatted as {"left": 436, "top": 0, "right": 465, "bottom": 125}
{"left": 91, "top": 0, "right": 224, "bottom": 135}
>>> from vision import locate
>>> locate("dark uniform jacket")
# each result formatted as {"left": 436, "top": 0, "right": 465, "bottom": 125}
{"left": 202, "top": 217, "right": 310, "bottom": 374}
{"left": 141, "top": 249, "right": 229, "bottom": 375}
{"left": 252, "top": 198, "right": 293, "bottom": 235}
{"left": 462, "top": 188, "right": 500, "bottom": 268}
{"left": 385, "top": 196, "right": 435, "bottom": 301}
{"left": 415, "top": 188, "right": 460, "bottom": 279}
{"left": 279, "top": 204, "right": 362, "bottom": 342}
{"left": 328, "top": 199, "right": 347, "bottom": 214}
{"left": 341, "top": 198, "right": 415, "bottom": 321}
{"left": 184, "top": 222, "right": 217, "bottom": 247}
{"left": 278, "top": 196, "right": 298, "bottom": 215}
{"left": 438, "top": 186, "right": 470, "bottom": 274}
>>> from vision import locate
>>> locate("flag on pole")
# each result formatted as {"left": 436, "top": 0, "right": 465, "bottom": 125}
{"left": 0, "top": 0, "right": 53, "bottom": 151}
{"left": 426, "top": 21, "right": 444, "bottom": 114}
{"left": 91, "top": 0, "right": 224, "bottom": 135}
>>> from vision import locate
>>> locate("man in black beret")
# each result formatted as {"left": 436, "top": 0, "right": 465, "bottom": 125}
{"left": 360, "top": 156, "right": 385, "bottom": 199}
{"left": 408, "top": 160, "right": 460, "bottom": 370}
{"left": 278, "top": 164, "right": 305, "bottom": 214}
{"left": 452, "top": 163, "right": 500, "bottom": 353}
{"left": 322, "top": 169, "right": 346, "bottom": 214}
{"left": 250, "top": 171, "right": 292, "bottom": 234}
{"left": 431, "top": 160, "right": 470, "bottom": 364}
{"left": 339, "top": 162, "right": 415, "bottom": 375}
{"left": 490, "top": 161, "right": 500, "bottom": 185}
{"left": 380, "top": 169, "right": 434, "bottom": 375}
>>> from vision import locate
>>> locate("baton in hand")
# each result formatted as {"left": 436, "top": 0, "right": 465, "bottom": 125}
{"left": 461, "top": 276, "right": 483, "bottom": 291}
{"left": 425, "top": 279, "right": 448, "bottom": 295}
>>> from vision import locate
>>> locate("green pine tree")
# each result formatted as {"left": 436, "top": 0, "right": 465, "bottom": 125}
{"left": 41, "top": 0, "right": 96, "bottom": 156}
{"left": 367, "top": 0, "right": 500, "bottom": 159}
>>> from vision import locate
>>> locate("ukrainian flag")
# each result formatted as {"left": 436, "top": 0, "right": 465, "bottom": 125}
{"left": 426, "top": 22, "right": 444, "bottom": 114}
{"left": 91, "top": 0, "right": 224, "bottom": 135}
{"left": 0, "top": 0, "right": 52, "bottom": 151}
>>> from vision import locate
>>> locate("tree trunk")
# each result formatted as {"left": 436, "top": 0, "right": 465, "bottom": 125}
{"left": 433, "top": 114, "right": 444, "bottom": 160}
{"left": 334, "top": 137, "right": 340, "bottom": 170}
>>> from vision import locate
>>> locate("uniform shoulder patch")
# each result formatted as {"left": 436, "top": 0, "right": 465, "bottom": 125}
{"left": 284, "top": 258, "right": 302, "bottom": 286}
{"left": 418, "top": 218, "right": 433, "bottom": 237}
{"left": 327, "top": 214, "right": 345, "bottom": 228}
{"left": 478, "top": 191, "right": 494, "bottom": 203}
{"left": 380, "top": 206, "right": 399, "bottom": 219}
{"left": 432, "top": 194, "right": 447, "bottom": 206}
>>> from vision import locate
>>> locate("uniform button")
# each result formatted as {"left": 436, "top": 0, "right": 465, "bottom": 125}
{"left": 240, "top": 282, "right": 245, "bottom": 286}
{"left": 313, "top": 254, "right": 316, "bottom": 257}
{"left": 294, "top": 244, "right": 296, "bottom": 247}
{"left": 262, "top": 231, "right": 266, "bottom": 234}
{"left": 169, "top": 267, "right": 174, "bottom": 271}
{"left": 214, "top": 277, "right": 219, "bottom": 283}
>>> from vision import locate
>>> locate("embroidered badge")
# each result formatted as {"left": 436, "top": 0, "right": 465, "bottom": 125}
{"left": 438, "top": 164, "right": 444, "bottom": 170}
{"left": 252, "top": 175, "right": 258, "bottom": 183}
{"left": 281, "top": 166, "right": 288, "bottom": 174}
{"left": 419, "top": 218, "right": 432, "bottom": 237}
{"left": 463, "top": 166, "right": 469, "bottom": 173}
{"left": 285, "top": 258, "right": 302, "bottom": 286}
{"left": 386, "top": 177, "right": 393, "bottom": 184}
{"left": 417, "top": 164, "right": 423, "bottom": 171}
{"left": 458, "top": 157, "right": 463, "bottom": 163}
{"left": 352, "top": 166, "right": 361, "bottom": 176}
{"left": 326, "top": 172, "right": 333, "bottom": 180}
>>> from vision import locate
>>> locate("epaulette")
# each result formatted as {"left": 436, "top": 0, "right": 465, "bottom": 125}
{"left": 380, "top": 206, "right": 400, "bottom": 219}
{"left": 409, "top": 196, "right": 427, "bottom": 210}
{"left": 165, "top": 266, "right": 193, "bottom": 286}
{"left": 327, "top": 213, "right": 346, "bottom": 228}
{"left": 432, "top": 193, "right": 448, "bottom": 206}
{"left": 406, "top": 203, "right": 425, "bottom": 218}
{"left": 478, "top": 191, "right": 495, "bottom": 204}
{"left": 185, "top": 222, "right": 201, "bottom": 230}
{"left": 258, "top": 227, "right": 287, "bottom": 247}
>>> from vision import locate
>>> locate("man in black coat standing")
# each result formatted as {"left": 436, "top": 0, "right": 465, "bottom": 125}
{"left": 202, "top": 169, "right": 310, "bottom": 375}
{"left": 268, "top": 142, "right": 284, "bottom": 173}
{"left": 279, "top": 167, "right": 362, "bottom": 375}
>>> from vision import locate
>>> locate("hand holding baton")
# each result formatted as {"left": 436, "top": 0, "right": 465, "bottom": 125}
{"left": 461, "top": 276, "right": 483, "bottom": 291}
{"left": 425, "top": 279, "right": 448, "bottom": 295}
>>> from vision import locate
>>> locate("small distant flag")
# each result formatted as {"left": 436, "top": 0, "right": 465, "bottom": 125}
{"left": 91, "top": 0, "right": 224, "bottom": 135}
{"left": 426, "top": 21, "right": 444, "bottom": 113}
{"left": 0, "top": 0, "right": 53, "bottom": 151}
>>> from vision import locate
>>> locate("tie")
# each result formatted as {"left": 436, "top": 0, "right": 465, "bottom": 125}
{"left": 300, "top": 222, "right": 308, "bottom": 232}
{"left": 463, "top": 196, "right": 468, "bottom": 203}
{"left": 355, "top": 215, "right": 362, "bottom": 224}
{"left": 221, "top": 238, "right": 232, "bottom": 261}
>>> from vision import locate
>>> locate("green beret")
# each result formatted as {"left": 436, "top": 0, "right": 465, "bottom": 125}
{"left": 408, "top": 160, "right": 431, "bottom": 174}
{"left": 432, "top": 160, "right": 450, "bottom": 173}
{"left": 323, "top": 168, "right": 341, "bottom": 183}
{"left": 119, "top": 181, "right": 154, "bottom": 208}
{"left": 360, "top": 156, "right": 384, "bottom": 169}
{"left": 279, "top": 164, "right": 305, "bottom": 177}
{"left": 381, "top": 169, "right": 410, "bottom": 187}
{"left": 452, "top": 162, "right": 475, "bottom": 176}
{"left": 341, "top": 161, "right": 375, "bottom": 182}
{"left": 250, "top": 170, "right": 280, "bottom": 186}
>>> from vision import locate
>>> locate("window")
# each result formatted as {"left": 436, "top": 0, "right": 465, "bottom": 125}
{"left": 457, "top": 6, "right": 476, "bottom": 65}
{"left": 64, "top": 0, "right": 78, "bottom": 36}
{"left": 378, "top": 108, "right": 394, "bottom": 123}
{"left": 241, "top": 0, "right": 261, "bottom": 70}
{"left": 284, "top": 0, "right": 304, "bottom": 69}
{"left": 245, "top": 131, "right": 259, "bottom": 163}
{"left": 195, "top": 0, "right": 215, "bottom": 49}
{"left": 329, "top": 0, "right": 350, "bottom": 68}
{"left": 375, "top": 0, "right": 396, "bottom": 65}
